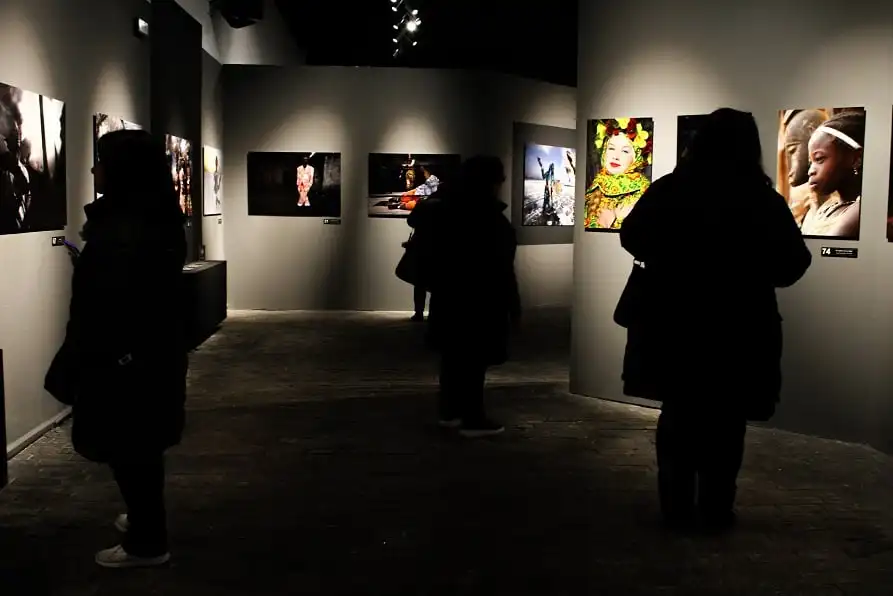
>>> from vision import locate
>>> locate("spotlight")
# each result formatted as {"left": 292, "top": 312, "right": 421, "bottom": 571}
{"left": 412, "top": 9, "right": 418, "bottom": 14}
{"left": 412, "top": 41, "right": 417, "bottom": 46}
{"left": 406, "top": 20, "right": 417, "bottom": 32}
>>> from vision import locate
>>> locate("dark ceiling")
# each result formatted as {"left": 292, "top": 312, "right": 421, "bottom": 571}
{"left": 273, "top": 0, "right": 578, "bottom": 87}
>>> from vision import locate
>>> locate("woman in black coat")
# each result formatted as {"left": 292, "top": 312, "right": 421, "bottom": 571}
{"left": 617, "top": 109, "right": 811, "bottom": 532}
{"left": 426, "top": 156, "right": 521, "bottom": 437}
{"left": 46, "top": 129, "right": 187, "bottom": 567}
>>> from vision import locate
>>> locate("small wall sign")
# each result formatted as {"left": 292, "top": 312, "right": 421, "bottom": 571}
{"left": 323, "top": 219, "right": 342, "bottom": 225}
{"left": 820, "top": 247, "right": 858, "bottom": 259}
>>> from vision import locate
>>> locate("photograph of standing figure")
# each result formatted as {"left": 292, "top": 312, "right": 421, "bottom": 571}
{"left": 368, "top": 153, "right": 460, "bottom": 218}
{"left": 522, "top": 143, "right": 576, "bottom": 226}
{"left": 776, "top": 107, "right": 865, "bottom": 239}
{"left": 202, "top": 146, "right": 222, "bottom": 216}
{"left": 165, "top": 134, "right": 193, "bottom": 217}
{"left": 247, "top": 151, "right": 342, "bottom": 218}
{"left": 0, "top": 82, "right": 66, "bottom": 235}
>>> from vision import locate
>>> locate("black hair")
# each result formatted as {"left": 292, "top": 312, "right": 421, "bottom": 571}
{"left": 820, "top": 111, "right": 866, "bottom": 149}
{"left": 460, "top": 155, "right": 506, "bottom": 190}
{"left": 97, "top": 129, "right": 181, "bottom": 218}
{"left": 684, "top": 108, "right": 770, "bottom": 185}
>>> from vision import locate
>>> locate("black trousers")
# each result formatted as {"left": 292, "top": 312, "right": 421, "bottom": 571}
{"left": 413, "top": 286, "right": 427, "bottom": 315}
{"left": 655, "top": 400, "right": 747, "bottom": 521}
{"left": 438, "top": 351, "right": 487, "bottom": 423}
{"left": 110, "top": 454, "right": 168, "bottom": 556}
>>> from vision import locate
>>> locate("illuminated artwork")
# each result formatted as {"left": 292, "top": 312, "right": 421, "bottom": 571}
{"left": 777, "top": 108, "right": 864, "bottom": 239}
{"left": 522, "top": 143, "right": 575, "bottom": 226}
{"left": 584, "top": 117, "right": 653, "bottom": 231}
{"left": 367, "top": 153, "right": 460, "bottom": 218}
{"left": 0, "top": 83, "right": 66, "bottom": 235}
{"left": 93, "top": 113, "right": 142, "bottom": 199}
{"left": 202, "top": 146, "right": 222, "bottom": 216}
{"left": 165, "top": 134, "right": 193, "bottom": 217}
{"left": 247, "top": 151, "right": 342, "bottom": 218}
{"left": 677, "top": 114, "right": 709, "bottom": 162}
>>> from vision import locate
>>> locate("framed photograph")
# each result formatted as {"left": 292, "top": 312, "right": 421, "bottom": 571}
{"left": 92, "top": 113, "right": 142, "bottom": 199}
{"left": 777, "top": 107, "right": 864, "bottom": 239}
{"left": 0, "top": 83, "right": 66, "bottom": 235}
{"left": 522, "top": 143, "right": 576, "bottom": 227}
{"left": 165, "top": 133, "right": 193, "bottom": 217}
{"left": 247, "top": 151, "right": 342, "bottom": 218}
{"left": 367, "top": 153, "right": 460, "bottom": 218}
{"left": 583, "top": 117, "right": 654, "bottom": 231}
{"left": 202, "top": 146, "right": 222, "bottom": 216}
{"left": 676, "top": 114, "right": 709, "bottom": 162}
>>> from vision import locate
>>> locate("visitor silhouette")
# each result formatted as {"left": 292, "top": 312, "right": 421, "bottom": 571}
{"left": 45, "top": 129, "right": 188, "bottom": 567}
{"left": 615, "top": 108, "right": 812, "bottom": 532}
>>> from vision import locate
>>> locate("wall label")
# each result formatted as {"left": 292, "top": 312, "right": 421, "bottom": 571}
{"left": 323, "top": 219, "right": 342, "bottom": 225}
{"left": 820, "top": 247, "right": 858, "bottom": 259}
{"left": 51, "top": 236, "right": 65, "bottom": 246}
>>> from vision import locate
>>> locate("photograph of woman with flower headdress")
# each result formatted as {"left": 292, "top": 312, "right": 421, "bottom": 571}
{"left": 776, "top": 107, "right": 865, "bottom": 240}
{"left": 584, "top": 117, "right": 654, "bottom": 231}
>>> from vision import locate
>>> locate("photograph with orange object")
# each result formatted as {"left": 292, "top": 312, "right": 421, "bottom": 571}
{"left": 776, "top": 107, "right": 864, "bottom": 239}
{"left": 367, "top": 152, "right": 460, "bottom": 218}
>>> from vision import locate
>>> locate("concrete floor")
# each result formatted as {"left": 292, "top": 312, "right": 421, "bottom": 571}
{"left": 1, "top": 309, "right": 892, "bottom": 595}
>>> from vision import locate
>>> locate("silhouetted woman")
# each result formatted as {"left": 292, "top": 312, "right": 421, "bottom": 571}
{"left": 617, "top": 109, "right": 811, "bottom": 532}
{"left": 427, "top": 156, "right": 520, "bottom": 437}
{"left": 46, "top": 129, "right": 188, "bottom": 567}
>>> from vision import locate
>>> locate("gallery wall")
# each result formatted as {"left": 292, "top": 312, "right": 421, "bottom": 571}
{"left": 222, "top": 66, "right": 576, "bottom": 312}
{"left": 0, "top": 0, "right": 151, "bottom": 453}
{"left": 573, "top": 0, "right": 893, "bottom": 450}
{"left": 202, "top": 50, "right": 226, "bottom": 260}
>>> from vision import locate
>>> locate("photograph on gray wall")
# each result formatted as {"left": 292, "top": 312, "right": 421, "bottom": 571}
{"left": 166, "top": 134, "right": 193, "bottom": 218}
{"left": 677, "top": 114, "right": 709, "bottom": 161}
{"left": 777, "top": 108, "right": 864, "bottom": 240}
{"left": 367, "top": 153, "right": 460, "bottom": 218}
{"left": 202, "top": 146, "right": 222, "bottom": 216}
{"left": 247, "top": 152, "right": 342, "bottom": 218}
{"left": 584, "top": 117, "right": 653, "bottom": 231}
{"left": 92, "top": 113, "right": 142, "bottom": 199}
{"left": 522, "top": 143, "right": 576, "bottom": 226}
{"left": 0, "top": 83, "right": 66, "bottom": 236}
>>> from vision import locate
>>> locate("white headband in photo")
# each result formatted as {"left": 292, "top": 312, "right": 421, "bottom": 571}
{"left": 813, "top": 125, "right": 862, "bottom": 149}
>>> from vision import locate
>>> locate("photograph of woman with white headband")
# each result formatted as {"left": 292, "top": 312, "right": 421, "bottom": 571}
{"left": 776, "top": 108, "right": 865, "bottom": 239}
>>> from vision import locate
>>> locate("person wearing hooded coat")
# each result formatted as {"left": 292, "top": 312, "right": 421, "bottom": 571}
{"left": 425, "top": 155, "right": 521, "bottom": 437}
{"left": 45, "top": 129, "right": 188, "bottom": 567}
{"left": 616, "top": 108, "right": 811, "bottom": 532}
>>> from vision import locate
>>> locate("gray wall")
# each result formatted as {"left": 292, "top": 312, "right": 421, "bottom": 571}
{"left": 573, "top": 0, "right": 893, "bottom": 450}
{"left": 1, "top": 0, "right": 151, "bottom": 452}
{"left": 223, "top": 66, "right": 576, "bottom": 312}
{"left": 202, "top": 50, "right": 226, "bottom": 260}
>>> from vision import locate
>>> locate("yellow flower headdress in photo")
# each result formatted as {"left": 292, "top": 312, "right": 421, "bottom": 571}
{"left": 594, "top": 117, "right": 653, "bottom": 172}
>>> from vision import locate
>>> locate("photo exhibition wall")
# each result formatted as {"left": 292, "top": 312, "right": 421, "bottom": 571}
{"left": 574, "top": 0, "right": 893, "bottom": 452}
{"left": 203, "top": 146, "right": 223, "bottom": 216}
{"left": 0, "top": 82, "right": 67, "bottom": 236}
{"left": 223, "top": 67, "right": 577, "bottom": 312}
{"left": 367, "top": 153, "right": 460, "bottom": 218}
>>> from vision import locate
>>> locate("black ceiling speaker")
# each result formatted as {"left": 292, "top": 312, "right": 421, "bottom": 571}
{"left": 210, "top": 0, "right": 264, "bottom": 28}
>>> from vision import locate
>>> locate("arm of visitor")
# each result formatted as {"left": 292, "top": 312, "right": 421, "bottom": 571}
{"left": 765, "top": 190, "right": 812, "bottom": 288}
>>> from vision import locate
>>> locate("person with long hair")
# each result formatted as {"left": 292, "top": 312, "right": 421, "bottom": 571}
{"left": 45, "top": 129, "right": 188, "bottom": 567}
{"left": 425, "top": 156, "right": 520, "bottom": 437}
{"left": 616, "top": 109, "right": 811, "bottom": 532}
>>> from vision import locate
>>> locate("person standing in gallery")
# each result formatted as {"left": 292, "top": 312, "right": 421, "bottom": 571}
{"left": 405, "top": 194, "right": 438, "bottom": 321}
{"left": 426, "top": 155, "right": 520, "bottom": 437}
{"left": 616, "top": 108, "right": 811, "bottom": 532}
{"left": 45, "top": 129, "right": 188, "bottom": 568}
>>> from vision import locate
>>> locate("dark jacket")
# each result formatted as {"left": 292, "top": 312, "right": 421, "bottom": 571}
{"left": 46, "top": 195, "right": 188, "bottom": 462}
{"left": 426, "top": 194, "right": 520, "bottom": 365}
{"left": 617, "top": 167, "right": 811, "bottom": 417}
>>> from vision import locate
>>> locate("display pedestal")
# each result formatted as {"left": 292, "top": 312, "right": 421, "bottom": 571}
{"left": 182, "top": 260, "right": 227, "bottom": 351}
{"left": 1, "top": 349, "right": 7, "bottom": 490}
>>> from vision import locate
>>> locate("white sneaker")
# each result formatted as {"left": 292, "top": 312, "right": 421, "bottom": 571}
{"left": 114, "top": 514, "right": 129, "bottom": 533}
{"left": 95, "top": 545, "right": 170, "bottom": 569}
